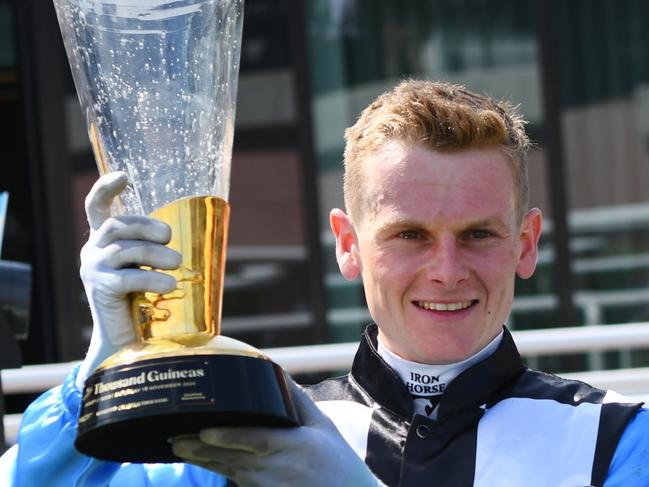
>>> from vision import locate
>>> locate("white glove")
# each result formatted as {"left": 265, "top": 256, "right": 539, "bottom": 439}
{"left": 76, "top": 172, "right": 181, "bottom": 391}
{"left": 171, "top": 379, "right": 386, "bottom": 487}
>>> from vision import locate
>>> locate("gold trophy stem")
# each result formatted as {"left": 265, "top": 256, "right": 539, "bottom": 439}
{"left": 133, "top": 196, "right": 229, "bottom": 346}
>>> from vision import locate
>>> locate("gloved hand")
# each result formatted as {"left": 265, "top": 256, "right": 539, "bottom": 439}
{"left": 76, "top": 172, "right": 181, "bottom": 391}
{"left": 171, "top": 379, "right": 386, "bottom": 487}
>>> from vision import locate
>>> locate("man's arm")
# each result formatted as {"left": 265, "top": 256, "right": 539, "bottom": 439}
{"left": 605, "top": 407, "right": 649, "bottom": 486}
{"left": 0, "top": 172, "right": 159, "bottom": 486}
{"left": 0, "top": 172, "right": 225, "bottom": 486}
{"left": 0, "top": 365, "right": 121, "bottom": 486}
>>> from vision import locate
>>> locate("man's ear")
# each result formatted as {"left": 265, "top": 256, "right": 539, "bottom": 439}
{"left": 329, "top": 208, "right": 362, "bottom": 281}
{"left": 516, "top": 208, "right": 543, "bottom": 279}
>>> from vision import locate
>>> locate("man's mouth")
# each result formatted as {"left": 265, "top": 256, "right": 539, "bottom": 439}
{"left": 415, "top": 300, "right": 476, "bottom": 311}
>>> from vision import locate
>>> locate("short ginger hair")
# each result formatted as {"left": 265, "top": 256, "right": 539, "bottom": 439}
{"left": 343, "top": 79, "right": 531, "bottom": 224}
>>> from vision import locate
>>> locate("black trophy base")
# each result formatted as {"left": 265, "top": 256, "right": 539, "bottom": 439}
{"left": 74, "top": 353, "right": 299, "bottom": 463}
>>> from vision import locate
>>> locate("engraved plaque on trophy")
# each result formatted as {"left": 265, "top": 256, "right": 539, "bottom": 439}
{"left": 52, "top": 0, "right": 298, "bottom": 463}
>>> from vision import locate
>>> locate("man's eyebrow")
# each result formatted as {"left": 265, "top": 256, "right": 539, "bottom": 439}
{"left": 464, "top": 217, "right": 513, "bottom": 233}
{"left": 374, "top": 219, "right": 427, "bottom": 234}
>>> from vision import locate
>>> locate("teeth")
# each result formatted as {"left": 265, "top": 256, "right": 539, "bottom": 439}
{"left": 418, "top": 300, "right": 473, "bottom": 311}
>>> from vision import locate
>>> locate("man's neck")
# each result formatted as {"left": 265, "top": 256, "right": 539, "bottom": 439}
{"left": 377, "top": 331, "right": 504, "bottom": 419}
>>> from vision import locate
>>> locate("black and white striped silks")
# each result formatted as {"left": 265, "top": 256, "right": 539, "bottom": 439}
{"left": 306, "top": 325, "right": 642, "bottom": 487}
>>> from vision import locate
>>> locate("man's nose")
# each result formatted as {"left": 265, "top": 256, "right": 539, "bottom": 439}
{"left": 424, "top": 238, "right": 470, "bottom": 287}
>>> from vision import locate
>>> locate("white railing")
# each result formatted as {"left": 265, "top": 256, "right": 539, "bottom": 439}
{"left": 4, "top": 322, "right": 649, "bottom": 444}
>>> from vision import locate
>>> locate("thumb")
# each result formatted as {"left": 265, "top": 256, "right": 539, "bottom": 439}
{"left": 287, "top": 378, "right": 330, "bottom": 428}
{"left": 85, "top": 171, "right": 128, "bottom": 230}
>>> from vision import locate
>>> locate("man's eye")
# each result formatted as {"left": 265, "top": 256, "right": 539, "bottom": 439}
{"left": 469, "top": 229, "right": 492, "bottom": 239}
{"left": 399, "top": 230, "right": 420, "bottom": 240}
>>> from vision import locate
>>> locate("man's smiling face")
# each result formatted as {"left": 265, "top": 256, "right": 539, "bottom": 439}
{"left": 331, "top": 142, "right": 542, "bottom": 364}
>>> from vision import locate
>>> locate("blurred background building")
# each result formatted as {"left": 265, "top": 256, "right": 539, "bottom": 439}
{"left": 2, "top": 0, "right": 649, "bottom": 391}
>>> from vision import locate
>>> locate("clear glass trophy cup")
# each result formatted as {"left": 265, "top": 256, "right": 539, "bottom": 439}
{"left": 52, "top": 0, "right": 298, "bottom": 463}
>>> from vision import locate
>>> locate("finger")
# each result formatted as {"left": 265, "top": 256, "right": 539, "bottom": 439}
{"left": 85, "top": 171, "right": 128, "bottom": 231}
{"left": 90, "top": 268, "right": 178, "bottom": 295}
{"left": 171, "top": 440, "right": 244, "bottom": 481}
{"left": 172, "top": 437, "right": 261, "bottom": 468}
{"left": 93, "top": 216, "right": 172, "bottom": 248}
{"left": 119, "top": 268, "right": 178, "bottom": 294}
{"left": 102, "top": 241, "right": 181, "bottom": 270}
{"left": 198, "top": 424, "right": 304, "bottom": 457}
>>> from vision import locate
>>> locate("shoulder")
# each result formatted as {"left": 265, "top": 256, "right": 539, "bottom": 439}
{"left": 504, "top": 369, "right": 641, "bottom": 439}
{"left": 510, "top": 367, "right": 609, "bottom": 405}
{"left": 509, "top": 369, "right": 642, "bottom": 421}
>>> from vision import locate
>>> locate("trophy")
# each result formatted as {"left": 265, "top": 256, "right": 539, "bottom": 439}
{"left": 53, "top": 0, "right": 299, "bottom": 463}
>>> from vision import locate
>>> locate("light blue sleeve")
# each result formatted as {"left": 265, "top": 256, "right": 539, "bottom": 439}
{"left": 0, "top": 365, "right": 227, "bottom": 487}
{"left": 604, "top": 407, "right": 649, "bottom": 487}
